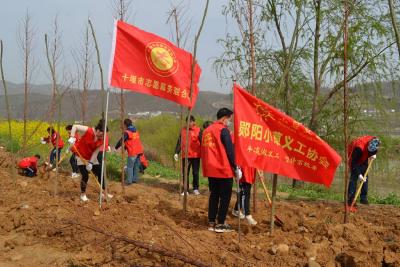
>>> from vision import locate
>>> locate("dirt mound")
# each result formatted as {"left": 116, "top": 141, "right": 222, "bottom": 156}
{"left": 0, "top": 149, "right": 399, "bottom": 266}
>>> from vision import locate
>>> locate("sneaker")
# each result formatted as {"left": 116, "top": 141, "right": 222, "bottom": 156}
{"left": 360, "top": 199, "right": 369, "bottom": 205}
{"left": 101, "top": 193, "right": 114, "bottom": 199}
{"left": 232, "top": 209, "right": 245, "bottom": 219}
{"left": 180, "top": 191, "right": 190, "bottom": 196}
{"left": 246, "top": 215, "right": 258, "bottom": 225}
{"left": 215, "top": 223, "right": 234, "bottom": 233}
{"left": 193, "top": 189, "right": 200, "bottom": 195}
{"left": 52, "top": 168, "right": 57, "bottom": 172}
{"left": 71, "top": 172, "right": 79, "bottom": 178}
{"left": 80, "top": 194, "right": 89, "bottom": 202}
{"left": 208, "top": 222, "right": 215, "bottom": 232}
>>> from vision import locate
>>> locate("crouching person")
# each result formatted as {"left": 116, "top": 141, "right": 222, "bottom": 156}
{"left": 68, "top": 119, "right": 113, "bottom": 202}
{"left": 18, "top": 154, "right": 40, "bottom": 177}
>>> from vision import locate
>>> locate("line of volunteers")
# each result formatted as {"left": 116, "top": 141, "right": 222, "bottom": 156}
{"left": 16, "top": 108, "right": 380, "bottom": 233}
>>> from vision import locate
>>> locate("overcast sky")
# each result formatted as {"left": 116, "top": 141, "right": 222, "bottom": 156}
{"left": 0, "top": 0, "right": 233, "bottom": 93}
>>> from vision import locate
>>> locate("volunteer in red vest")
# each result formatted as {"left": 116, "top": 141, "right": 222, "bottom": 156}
{"left": 68, "top": 119, "right": 112, "bottom": 202}
{"left": 347, "top": 136, "right": 380, "bottom": 207}
{"left": 232, "top": 166, "right": 257, "bottom": 225}
{"left": 201, "top": 108, "right": 242, "bottom": 233}
{"left": 174, "top": 115, "right": 202, "bottom": 195}
{"left": 41, "top": 126, "right": 64, "bottom": 169}
{"left": 18, "top": 154, "right": 40, "bottom": 177}
{"left": 66, "top": 125, "right": 80, "bottom": 178}
{"left": 115, "top": 119, "right": 144, "bottom": 185}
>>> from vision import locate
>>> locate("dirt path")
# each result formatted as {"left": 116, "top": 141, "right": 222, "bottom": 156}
{"left": 0, "top": 148, "right": 399, "bottom": 266}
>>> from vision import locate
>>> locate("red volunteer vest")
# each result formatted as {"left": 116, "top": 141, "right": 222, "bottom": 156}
{"left": 180, "top": 126, "right": 201, "bottom": 158}
{"left": 201, "top": 121, "right": 233, "bottom": 178}
{"left": 348, "top": 135, "right": 374, "bottom": 167}
{"left": 51, "top": 131, "right": 64, "bottom": 149}
{"left": 72, "top": 128, "right": 102, "bottom": 160}
{"left": 99, "top": 134, "right": 109, "bottom": 152}
{"left": 125, "top": 130, "right": 144, "bottom": 156}
{"left": 241, "top": 166, "right": 256, "bottom": 184}
{"left": 18, "top": 156, "right": 38, "bottom": 170}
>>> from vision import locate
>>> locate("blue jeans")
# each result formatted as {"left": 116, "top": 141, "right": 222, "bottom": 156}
{"left": 126, "top": 155, "right": 140, "bottom": 184}
{"left": 348, "top": 174, "right": 368, "bottom": 204}
{"left": 50, "top": 148, "right": 62, "bottom": 165}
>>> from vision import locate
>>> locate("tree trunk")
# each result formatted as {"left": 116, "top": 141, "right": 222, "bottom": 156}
{"left": 343, "top": 0, "right": 350, "bottom": 224}
{"left": 388, "top": 0, "right": 400, "bottom": 57}
{"left": 309, "top": 0, "right": 322, "bottom": 132}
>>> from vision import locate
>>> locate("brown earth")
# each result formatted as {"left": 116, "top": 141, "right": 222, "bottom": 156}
{"left": 0, "top": 148, "right": 399, "bottom": 267}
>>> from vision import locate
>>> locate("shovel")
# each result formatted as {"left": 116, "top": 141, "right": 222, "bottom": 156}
{"left": 257, "top": 170, "right": 284, "bottom": 227}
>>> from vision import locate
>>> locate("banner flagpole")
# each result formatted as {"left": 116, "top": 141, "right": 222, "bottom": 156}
{"left": 99, "top": 88, "right": 110, "bottom": 208}
{"left": 233, "top": 80, "right": 241, "bottom": 243}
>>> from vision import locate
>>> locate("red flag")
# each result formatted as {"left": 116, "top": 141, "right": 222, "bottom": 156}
{"left": 234, "top": 84, "right": 341, "bottom": 187}
{"left": 108, "top": 20, "right": 201, "bottom": 108}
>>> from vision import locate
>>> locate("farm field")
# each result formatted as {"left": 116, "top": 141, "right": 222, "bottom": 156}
{"left": 0, "top": 148, "right": 399, "bottom": 266}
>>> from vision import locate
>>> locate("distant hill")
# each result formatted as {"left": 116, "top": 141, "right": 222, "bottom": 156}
{"left": 0, "top": 82, "right": 232, "bottom": 121}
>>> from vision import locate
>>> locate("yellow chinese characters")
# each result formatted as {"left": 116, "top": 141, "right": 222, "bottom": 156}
{"left": 238, "top": 120, "right": 331, "bottom": 169}
{"left": 121, "top": 73, "right": 189, "bottom": 99}
{"left": 202, "top": 132, "right": 216, "bottom": 148}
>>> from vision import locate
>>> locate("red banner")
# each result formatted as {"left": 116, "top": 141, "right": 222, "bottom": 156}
{"left": 234, "top": 84, "right": 341, "bottom": 187}
{"left": 108, "top": 20, "right": 201, "bottom": 108}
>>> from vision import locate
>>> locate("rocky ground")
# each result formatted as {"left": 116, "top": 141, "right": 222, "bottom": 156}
{"left": 0, "top": 148, "right": 399, "bottom": 266}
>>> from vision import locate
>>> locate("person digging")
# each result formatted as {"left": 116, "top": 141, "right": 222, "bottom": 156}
{"left": 347, "top": 136, "right": 380, "bottom": 210}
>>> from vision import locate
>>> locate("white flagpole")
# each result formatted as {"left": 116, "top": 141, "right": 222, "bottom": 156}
{"left": 99, "top": 88, "right": 110, "bottom": 207}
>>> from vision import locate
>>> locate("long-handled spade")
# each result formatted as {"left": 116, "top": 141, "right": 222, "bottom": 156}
{"left": 349, "top": 156, "right": 375, "bottom": 212}
{"left": 257, "top": 170, "right": 284, "bottom": 227}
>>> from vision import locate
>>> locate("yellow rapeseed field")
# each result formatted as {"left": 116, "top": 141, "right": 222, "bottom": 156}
{"left": 0, "top": 120, "right": 69, "bottom": 156}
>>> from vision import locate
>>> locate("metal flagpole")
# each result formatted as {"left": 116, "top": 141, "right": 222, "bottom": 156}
{"left": 99, "top": 87, "right": 110, "bottom": 208}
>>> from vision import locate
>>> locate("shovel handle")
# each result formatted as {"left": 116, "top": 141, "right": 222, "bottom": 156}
{"left": 257, "top": 170, "right": 272, "bottom": 204}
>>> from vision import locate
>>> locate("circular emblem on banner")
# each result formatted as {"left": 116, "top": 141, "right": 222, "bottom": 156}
{"left": 145, "top": 42, "right": 178, "bottom": 77}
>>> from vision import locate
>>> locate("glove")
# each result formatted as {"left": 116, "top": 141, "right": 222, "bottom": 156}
{"left": 370, "top": 154, "right": 377, "bottom": 160}
{"left": 40, "top": 137, "right": 46, "bottom": 144}
{"left": 358, "top": 174, "right": 367, "bottom": 182}
{"left": 68, "top": 137, "right": 76, "bottom": 145}
{"left": 86, "top": 162, "right": 93, "bottom": 171}
{"left": 235, "top": 167, "right": 243, "bottom": 180}
{"left": 174, "top": 154, "right": 179, "bottom": 162}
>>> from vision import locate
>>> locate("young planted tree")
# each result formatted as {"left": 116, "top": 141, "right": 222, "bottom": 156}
{"left": 72, "top": 22, "right": 93, "bottom": 124}
{"left": 182, "top": 0, "right": 210, "bottom": 214}
{"left": 45, "top": 16, "right": 63, "bottom": 196}
{"left": 1, "top": 40, "right": 17, "bottom": 183}
{"left": 111, "top": 0, "right": 133, "bottom": 190}
{"left": 166, "top": 3, "right": 192, "bottom": 197}
{"left": 17, "top": 11, "right": 35, "bottom": 153}
{"left": 388, "top": 0, "right": 400, "bottom": 57}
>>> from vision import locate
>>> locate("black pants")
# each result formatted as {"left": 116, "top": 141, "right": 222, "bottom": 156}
{"left": 347, "top": 173, "right": 369, "bottom": 205}
{"left": 78, "top": 164, "right": 105, "bottom": 193}
{"left": 234, "top": 182, "right": 252, "bottom": 216}
{"left": 208, "top": 177, "right": 233, "bottom": 224}
{"left": 22, "top": 168, "right": 36, "bottom": 177}
{"left": 69, "top": 154, "right": 78, "bottom": 173}
{"left": 182, "top": 158, "right": 200, "bottom": 191}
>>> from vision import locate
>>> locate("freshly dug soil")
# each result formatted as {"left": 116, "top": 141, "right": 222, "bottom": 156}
{"left": 0, "top": 148, "right": 399, "bottom": 266}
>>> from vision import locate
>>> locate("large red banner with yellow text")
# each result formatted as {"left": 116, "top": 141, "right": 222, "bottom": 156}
{"left": 108, "top": 20, "right": 201, "bottom": 108}
{"left": 234, "top": 84, "right": 341, "bottom": 187}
